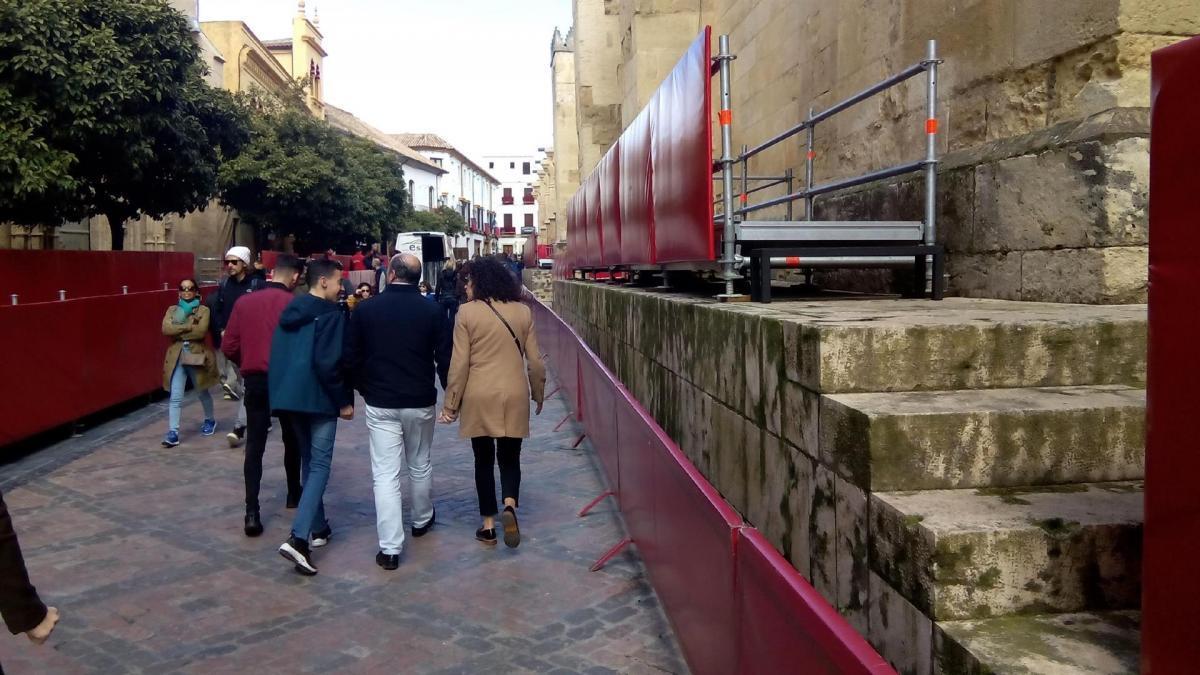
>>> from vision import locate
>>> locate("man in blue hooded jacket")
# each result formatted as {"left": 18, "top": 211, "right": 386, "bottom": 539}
{"left": 269, "top": 258, "right": 354, "bottom": 576}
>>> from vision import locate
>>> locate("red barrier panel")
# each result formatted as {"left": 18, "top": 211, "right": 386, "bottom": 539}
{"left": 736, "top": 529, "right": 894, "bottom": 674}
{"left": 1144, "top": 35, "right": 1200, "bottom": 674}
{"left": 578, "top": 343, "right": 621, "bottom": 491}
{"left": 620, "top": 107, "right": 656, "bottom": 266}
{"left": 585, "top": 174, "right": 603, "bottom": 269}
{"left": 0, "top": 250, "right": 194, "bottom": 303}
{"left": 0, "top": 290, "right": 182, "bottom": 446}
{"left": 651, "top": 27, "right": 715, "bottom": 264}
{"left": 599, "top": 145, "right": 623, "bottom": 267}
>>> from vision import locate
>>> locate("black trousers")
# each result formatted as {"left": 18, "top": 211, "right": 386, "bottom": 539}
{"left": 0, "top": 488, "right": 47, "bottom": 635}
{"left": 243, "top": 373, "right": 301, "bottom": 512}
{"left": 471, "top": 437, "right": 522, "bottom": 517}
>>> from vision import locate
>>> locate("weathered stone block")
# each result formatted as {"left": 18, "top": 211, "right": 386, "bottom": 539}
{"left": 1022, "top": 246, "right": 1147, "bottom": 304}
{"left": 820, "top": 385, "right": 1146, "bottom": 491}
{"left": 869, "top": 571, "right": 934, "bottom": 675}
{"left": 836, "top": 475, "right": 871, "bottom": 635}
{"left": 935, "top": 609, "right": 1141, "bottom": 675}
{"left": 760, "top": 316, "right": 785, "bottom": 438}
{"left": 972, "top": 140, "right": 1148, "bottom": 253}
{"left": 781, "top": 380, "right": 820, "bottom": 461}
{"left": 946, "top": 251, "right": 1022, "bottom": 301}
{"left": 871, "top": 482, "right": 1143, "bottom": 620}
{"left": 712, "top": 401, "right": 750, "bottom": 516}
{"left": 809, "top": 464, "right": 837, "bottom": 606}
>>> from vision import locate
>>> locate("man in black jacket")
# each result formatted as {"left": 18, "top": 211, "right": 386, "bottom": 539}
{"left": 344, "top": 254, "right": 450, "bottom": 570}
{"left": 209, "top": 246, "right": 264, "bottom": 446}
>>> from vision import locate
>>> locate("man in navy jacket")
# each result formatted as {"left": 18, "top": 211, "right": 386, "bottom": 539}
{"left": 270, "top": 258, "right": 354, "bottom": 576}
{"left": 344, "top": 254, "right": 450, "bottom": 570}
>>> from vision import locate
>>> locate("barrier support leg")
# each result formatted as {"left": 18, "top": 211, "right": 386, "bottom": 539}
{"left": 579, "top": 489, "right": 615, "bottom": 517}
{"left": 590, "top": 537, "right": 633, "bottom": 572}
{"left": 758, "top": 250, "right": 772, "bottom": 304}
{"left": 571, "top": 433, "right": 587, "bottom": 449}
{"left": 545, "top": 384, "right": 561, "bottom": 400}
{"left": 554, "top": 413, "right": 572, "bottom": 432}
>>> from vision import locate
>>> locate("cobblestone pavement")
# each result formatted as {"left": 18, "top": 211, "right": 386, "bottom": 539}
{"left": 0, "top": 375, "right": 686, "bottom": 674}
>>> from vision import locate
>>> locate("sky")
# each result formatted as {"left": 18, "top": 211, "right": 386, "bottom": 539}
{"left": 199, "top": 0, "right": 573, "bottom": 160}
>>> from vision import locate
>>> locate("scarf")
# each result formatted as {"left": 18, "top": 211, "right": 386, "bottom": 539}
{"left": 174, "top": 298, "right": 200, "bottom": 323}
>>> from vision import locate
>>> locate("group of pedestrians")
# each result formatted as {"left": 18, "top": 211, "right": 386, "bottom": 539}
{"left": 157, "top": 249, "right": 545, "bottom": 576}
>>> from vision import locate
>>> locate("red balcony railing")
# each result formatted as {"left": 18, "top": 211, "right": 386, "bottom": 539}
{"left": 502, "top": 196, "right": 514, "bottom": 205}
{"left": 522, "top": 196, "right": 536, "bottom": 205}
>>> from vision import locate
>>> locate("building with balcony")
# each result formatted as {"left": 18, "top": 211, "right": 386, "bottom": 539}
{"left": 483, "top": 152, "right": 543, "bottom": 257}
{"left": 393, "top": 133, "right": 500, "bottom": 258}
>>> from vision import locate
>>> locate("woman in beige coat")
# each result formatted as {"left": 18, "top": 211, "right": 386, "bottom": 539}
{"left": 440, "top": 257, "right": 546, "bottom": 548}
{"left": 160, "top": 278, "right": 220, "bottom": 448}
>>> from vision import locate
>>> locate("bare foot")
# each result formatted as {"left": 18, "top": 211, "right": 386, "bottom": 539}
{"left": 27, "top": 606, "right": 59, "bottom": 645}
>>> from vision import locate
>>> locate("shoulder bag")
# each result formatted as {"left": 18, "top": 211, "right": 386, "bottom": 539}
{"left": 483, "top": 300, "right": 525, "bottom": 359}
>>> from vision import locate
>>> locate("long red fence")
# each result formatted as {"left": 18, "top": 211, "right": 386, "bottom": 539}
{"left": 1143, "top": 35, "right": 1200, "bottom": 673}
{"left": 525, "top": 290, "right": 893, "bottom": 674}
{"left": 565, "top": 28, "right": 715, "bottom": 271}
{"left": 0, "top": 251, "right": 203, "bottom": 447}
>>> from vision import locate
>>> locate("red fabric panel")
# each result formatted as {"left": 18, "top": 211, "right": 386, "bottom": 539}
{"left": 599, "top": 145, "right": 623, "bottom": 266}
{"left": 651, "top": 27, "right": 715, "bottom": 264}
{"left": 579, "top": 343, "right": 620, "bottom": 488}
{"left": 614, "top": 389, "right": 658, "bottom": 556}
{"left": 1144, "top": 35, "right": 1200, "bottom": 674}
{"left": 585, "top": 174, "right": 603, "bottom": 268}
{"left": 0, "top": 290, "right": 178, "bottom": 445}
{"left": 736, "top": 529, "right": 895, "bottom": 675}
{"left": 620, "top": 107, "right": 656, "bottom": 265}
{"left": 0, "top": 251, "right": 193, "bottom": 303}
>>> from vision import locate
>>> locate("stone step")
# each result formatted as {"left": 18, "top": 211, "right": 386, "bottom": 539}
{"left": 820, "top": 385, "right": 1145, "bottom": 491}
{"left": 870, "top": 482, "right": 1143, "bottom": 621}
{"left": 934, "top": 610, "right": 1140, "bottom": 675}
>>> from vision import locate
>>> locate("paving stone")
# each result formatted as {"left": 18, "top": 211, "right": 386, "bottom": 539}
{"left": 0, "top": 374, "right": 686, "bottom": 673}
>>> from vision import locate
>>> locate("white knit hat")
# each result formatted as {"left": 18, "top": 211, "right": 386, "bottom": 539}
{"left": 225, "top": 246, "right": 252, "bottom": 266}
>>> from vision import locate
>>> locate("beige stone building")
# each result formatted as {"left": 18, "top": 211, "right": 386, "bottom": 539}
{"left": 552, "top": 0, "right": 1199, "bottom": 303}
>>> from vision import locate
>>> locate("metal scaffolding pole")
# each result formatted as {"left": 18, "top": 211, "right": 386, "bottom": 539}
{"left": 923, "top": 39, "right": 940, "bottom": 288}
{"left": 716, "top": 35, "right": 738, "bottom": 297}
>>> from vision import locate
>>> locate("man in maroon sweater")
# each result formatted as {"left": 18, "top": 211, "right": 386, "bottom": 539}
{"left": 223, "top": 254, "right": 305, "bottom": 537}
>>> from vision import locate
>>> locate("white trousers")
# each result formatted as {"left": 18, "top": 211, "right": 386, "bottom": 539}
{"left": 365, "top": 404, "right": 436, "bottom": 555}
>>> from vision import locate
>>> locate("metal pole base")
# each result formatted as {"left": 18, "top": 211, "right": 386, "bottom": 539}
{"left": 579, "top": 490, "right": 615, "bottom": 517}
{"left": 590, "top": 537, "right": 633, "bottom": 572}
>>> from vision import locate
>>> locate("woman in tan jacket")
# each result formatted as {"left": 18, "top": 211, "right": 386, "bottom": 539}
{"left": 161, "top": 278, "right": 220, "bottom": 448}
{"left": 440, "top": 257, "right": 546, "bottom": 548}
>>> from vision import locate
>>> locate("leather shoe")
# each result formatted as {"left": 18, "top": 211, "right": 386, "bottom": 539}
{"left": 286, "top": 492, "right": 300, "bottom": 509}
{"left": 375, "top": 551, "right": 400, "bottom": 570}
{"left": 244, "top": 511, "right": 263, "bottom": 537}
{"left": 412, "top": 508, "right": 436, "bottom": 537}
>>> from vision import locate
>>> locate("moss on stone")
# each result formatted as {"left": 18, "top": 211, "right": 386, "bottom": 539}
{"left": 1032, "top": 517, "right": 1081, "bottom": 538}
{"left": 976, "top": 567, "right": 1002, "bottom": 591}
{"left": 904, "top": 514, "right": 926, "bottom": 527}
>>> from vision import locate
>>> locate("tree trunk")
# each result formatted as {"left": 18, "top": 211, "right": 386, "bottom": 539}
{"left": 107, "top": 213, "right": 125, "bottom": 251}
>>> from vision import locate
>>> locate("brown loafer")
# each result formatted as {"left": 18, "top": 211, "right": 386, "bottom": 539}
{"left": 501, "top": 506, "right": 520, "bottom": 549}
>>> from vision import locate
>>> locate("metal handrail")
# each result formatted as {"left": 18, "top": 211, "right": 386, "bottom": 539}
{"left": 738, "top": 160, "right": 928, "bottom": 216}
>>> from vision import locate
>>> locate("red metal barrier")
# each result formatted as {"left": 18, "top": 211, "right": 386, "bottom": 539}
{"left": 599, "top": 145, "right": 623, "bottom": 267}
{"left": 1144, "top": 35, "right": 1200, "bottom": 674}
{"left": 525, "top": 289, "right": 894, "bottom": 674}
{"left": 0, "top": 250, "right": 194, "bottom": 303}
{"left": 0, "top": 290, "right": 186, "bottom": 446}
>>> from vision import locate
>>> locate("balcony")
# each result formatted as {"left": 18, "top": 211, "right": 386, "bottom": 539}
{"left": 522, "top": 195, "right": 536, "bottom": 205}
{"left": 501, "top": 196, "right": 514, "bottom": 206}
{"left": 500, "top": 227, "right": 517, "bottom": 237}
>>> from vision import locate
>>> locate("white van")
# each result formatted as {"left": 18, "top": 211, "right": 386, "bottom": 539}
{"left": 394, "top": 231, "right": 451, "bottom": 285}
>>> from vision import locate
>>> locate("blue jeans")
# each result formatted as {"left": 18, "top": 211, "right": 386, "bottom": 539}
{"left": 168, "top": 358, "right": 214, "bottom": 432}
{"left": 287, "top": 413, "right": 337, "bottom": 540}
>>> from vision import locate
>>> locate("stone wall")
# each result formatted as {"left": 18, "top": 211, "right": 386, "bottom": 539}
{"left": 523, "top": 269, "right": 554, "bottom": 305}
{"left": 552, "top": 0, "right": 1199, "bottom": 302}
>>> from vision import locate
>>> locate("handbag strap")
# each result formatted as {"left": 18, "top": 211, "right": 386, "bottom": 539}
{"left": 483, "top": 300, "right": 524, "bottom": 358}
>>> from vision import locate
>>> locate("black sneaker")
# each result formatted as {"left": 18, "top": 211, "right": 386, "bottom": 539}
{"left": 310, "top": 525, "right": 332, "bottom": 548}
{"left": 278, "top": 536, "right": 317, "bottom": 575}
{"left": 501, "top": 505, "right": 521, "bottom": 549}
{"left": 475, "top": 527, "right": 497, "bottom": 545}
{"left": 412, "top": 509, "right": 436, "bottom": 538}
{"left": 375, "top": 551, "right": 400, "bottom": 570}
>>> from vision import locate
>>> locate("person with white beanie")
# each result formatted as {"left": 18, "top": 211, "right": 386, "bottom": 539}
{"left": 208, "top": 246, "right": 264, "bottom": 446}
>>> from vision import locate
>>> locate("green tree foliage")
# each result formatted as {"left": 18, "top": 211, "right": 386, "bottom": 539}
{"left": 0, "top": 0, "right": 249, "bottom": 249}
{"left": 217, "top": 103, "right": 409, "bottom": 253}
{"left": 400, "top": 206, "right": 467, "bottom": 237}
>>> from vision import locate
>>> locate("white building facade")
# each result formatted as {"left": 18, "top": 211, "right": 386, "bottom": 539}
{"left": 393, "top": 134, "right": 499, "bottom": 258}
{"left": 483, "top": 153, "right": 542, "bottom": 257}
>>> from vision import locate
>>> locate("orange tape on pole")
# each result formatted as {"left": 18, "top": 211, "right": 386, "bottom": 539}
{"left": 786, "top": 256, "right": 801, "bottom": 267}
{"left": 740, "top": 193, "right": 748, "bottom": 203}
{"left": 806, "top": 150, "right": 816, "bottom": 160}
{"left": 719, "top": 109, "right": 732, "bottom": 126}
{"left": 926, "top": 118, "right": 939, "bottom": 134}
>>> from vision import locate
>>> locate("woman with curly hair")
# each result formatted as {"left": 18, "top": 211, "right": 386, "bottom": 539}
{"left": 440, "top": 256, "right": 546, "bottom": 547}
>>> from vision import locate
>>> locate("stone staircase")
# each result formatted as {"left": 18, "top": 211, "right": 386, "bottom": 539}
{"left": 553, "top": 283, "right": 1146, "bottom": 675}
{"left": 794, "top": 301, "right": 1146, "bottom": 674}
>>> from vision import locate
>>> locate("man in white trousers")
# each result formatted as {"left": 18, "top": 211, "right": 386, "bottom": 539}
{"left": 343, "top": 254, "right": 450, "bottom": 570}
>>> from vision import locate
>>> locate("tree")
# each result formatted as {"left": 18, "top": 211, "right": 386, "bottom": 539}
{"left": 400, "top": 206, "right": 467, "bottom": 237}
{"left": 0, "top": 0, "right": 250, "bottom": 249}
{"left": 218, "top": 106, "right": 409, "bottom": 253}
